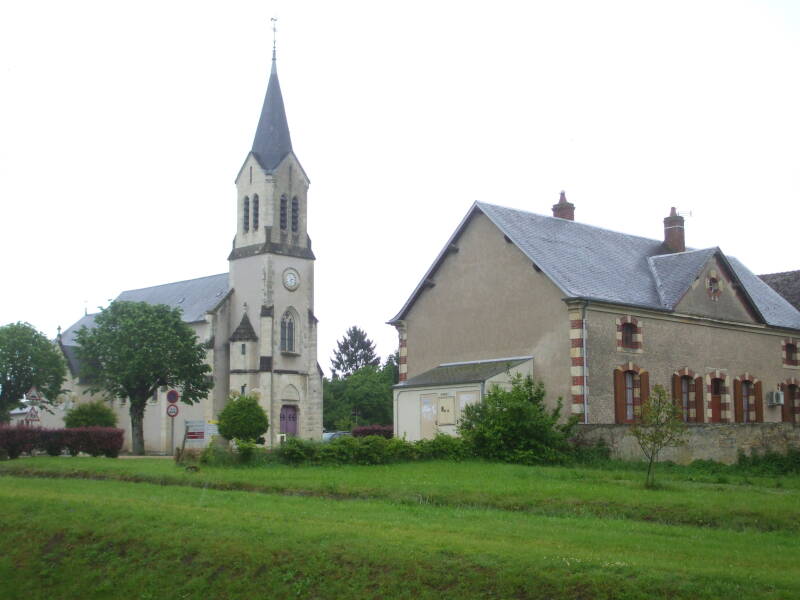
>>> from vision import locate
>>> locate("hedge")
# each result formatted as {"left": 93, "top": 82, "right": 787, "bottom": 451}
{"left": 351, "top": 425, "right": 393, "bottom": 439}
{"left": 0, "top": 426, "right": 124, "bottom": 459}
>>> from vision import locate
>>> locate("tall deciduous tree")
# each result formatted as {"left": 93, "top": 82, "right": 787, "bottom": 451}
{"left": 0, "top": 322, "right": 67, "bottom": 422}
{"left": 330, "top": 326, "right": 379, "bottom": 378}
{"left": 76, "top": 301, "right": 212, "bottom": 455}
{"left": 630, "top": 384, "right": 688, "bottom": 488}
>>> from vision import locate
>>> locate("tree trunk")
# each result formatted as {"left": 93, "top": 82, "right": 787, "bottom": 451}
{"left": 129, "top": 399, "right": 147, "bottom": 455}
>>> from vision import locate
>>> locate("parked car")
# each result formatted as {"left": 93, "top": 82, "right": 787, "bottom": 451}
{"left": 322, "top": 431, "right": 351, "bottom": 442}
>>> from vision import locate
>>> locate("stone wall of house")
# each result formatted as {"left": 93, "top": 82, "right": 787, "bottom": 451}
{"left": 576, "top": 423, "right": 800, "bottom": 464}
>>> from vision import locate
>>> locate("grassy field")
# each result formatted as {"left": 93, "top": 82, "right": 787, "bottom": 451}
{"left": 1, "top": 458, "right": 799, "bottom": 599}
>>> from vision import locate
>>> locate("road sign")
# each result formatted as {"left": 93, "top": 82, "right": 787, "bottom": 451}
{"left": 166, "top": 404, "right": 179, "bottom": 418}
{"left": 166, "top": 390, "right": 179, "bottom": 404}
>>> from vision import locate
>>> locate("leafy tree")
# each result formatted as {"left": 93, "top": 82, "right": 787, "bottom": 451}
{"left": 218, "top": 393, "right": 269, "bottom": 442}
{"left": 76, "top": 301, "right": 212, "bottom": 455}
{"left": 323, "top": 361, "right": 396, "bottom": 430}
{"left": 330, "top": 326, "right": 379, "bottom": 378}
{"left": 458, "top": 374, "right": 577, "bottom": 464}
{"left": 630, "top": 384, "right": 688, "bottom": 488}
{"left": 0, "top": 322, "right": 66, "bottom": 422}
{"left": 65, "top": 401, "right": 117, "bottom": 428}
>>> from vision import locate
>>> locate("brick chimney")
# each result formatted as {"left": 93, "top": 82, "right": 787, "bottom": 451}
{"left": 663, "top": 207, "right": 685, "bottom": 253}
{"left": 552, "top": 191, "right": 575, "bottom": 220}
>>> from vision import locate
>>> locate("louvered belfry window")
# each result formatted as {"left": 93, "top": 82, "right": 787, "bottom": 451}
{"left": 280, "top": 195, "right": 288, "bottom": 231}
{"left": 281, "top": 312, "right": 295, "bottom": 353}
{"left": 243, "top": 196, "right": 250, "bottom": 232}
{"left": 252, "top": 194, "right": 259, "bottom": 231}
{"left": 291, "top": 196, "right": 299, "bottom": 232}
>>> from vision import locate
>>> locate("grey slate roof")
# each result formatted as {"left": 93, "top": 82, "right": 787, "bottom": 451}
{"left": 116, "top": 273, "right": 229, "bottom": 323}
{"left": 230, "top": 313, "right": 258, "bottom": 342}
{"left": 390, "top": 202, "right": 800, "bottom": 331}
{"left": 397, "top": 357, "right": 532, "bottom": 389}
{"left": 251, "top": 59, "right": 293, "bottom": 173}
{"left": 760, "top": 270, "right": 800, "bottom": 312}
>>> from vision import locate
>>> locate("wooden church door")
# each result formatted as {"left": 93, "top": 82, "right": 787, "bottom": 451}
{"left": 280, "top": 405, "right": 298, "bottom": 436}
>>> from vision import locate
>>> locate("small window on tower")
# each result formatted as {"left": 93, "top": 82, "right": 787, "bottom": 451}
{"left": 291, "top": 196, "right": 299, "bottom": 232}
{"left": 241, "top": 343, "right": 246, "bottom": 355}
{"left": 280, "top": 195, "right": 288, "bottom": 231}
{"left": 249, "top": 165, "right": 252, "bottom": 184}
{"left": 243, "top": 196, "right": 250, "bottom": 232}
{"left": 252, "top": 194, "right": 259, "bottom": 231}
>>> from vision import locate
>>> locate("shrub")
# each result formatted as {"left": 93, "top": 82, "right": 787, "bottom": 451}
{"left": 0, "top": 426, "right": 39, "bottom": 459}
{"left": 352, "top": 425, "right": 393, "bottom": 439}
{"left": 416, "top": 434, "right": 471, "bottom": 461}
{"left": 39, "top": 429, "right": 66, "bottom": 456}
{"left": 276, "top": 437, "right": 320, "bottom": 465}
{"left": 218, "top": 394, "right": 269, "bottom": 442}
{"left": 458, "top": 375, "right": 577, "bottom": 465}
{"left": 65, "top": 401, "right": 117, "bottom": 428}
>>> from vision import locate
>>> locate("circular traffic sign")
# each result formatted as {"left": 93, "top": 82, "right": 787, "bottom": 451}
{"left": 166, "top": 390, "right": 179, "bottom": 404}
{"left": 166, "top": 404, "right": 179, "bottom": 418}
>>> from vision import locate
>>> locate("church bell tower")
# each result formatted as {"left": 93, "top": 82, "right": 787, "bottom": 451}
{"left": 226, "top": 32, "right": 322, "bottom": 445}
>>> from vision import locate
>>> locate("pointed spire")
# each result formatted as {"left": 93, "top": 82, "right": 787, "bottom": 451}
{"left": 251, "top": 18, "right": 293, "bottom": 173}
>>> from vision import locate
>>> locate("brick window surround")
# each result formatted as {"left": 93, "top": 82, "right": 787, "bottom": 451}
{"left": 733, "top": 374, "right": 763, "bottom": 423}
{"left": 616, "top": 316, "right": 643, "bottom": 353}
{"left": 780, "top": 378, "right": 799, "bottom": 424}
{"left": 705, "top": 370, "right": 730, "bottom": 423}
{"left": 672, "top": 368, "right": 704, "bottom": 423}
{"left": 613, "top": 363, "right": 649, "bottom": 424}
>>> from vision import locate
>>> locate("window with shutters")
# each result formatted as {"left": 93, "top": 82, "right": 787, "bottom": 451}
{"left": 673, "top": 370, "right": 703, "bottom": 423}
{"left": 734, "top": 376, "right": 763, "bottom": 423}
{"left": 614, "top": 365, "right": 648, "bottom": 424}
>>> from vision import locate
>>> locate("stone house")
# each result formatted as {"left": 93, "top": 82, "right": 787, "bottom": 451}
{"left": 390, "top": 195, "right": 800, "bottom": 459}
{"left": 58, "top": 52, "right": 323, "bottom": 454}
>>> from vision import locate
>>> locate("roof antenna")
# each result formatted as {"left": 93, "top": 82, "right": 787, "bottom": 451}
{"left": 271, "top": 17, "right": 278, "bottom": 62}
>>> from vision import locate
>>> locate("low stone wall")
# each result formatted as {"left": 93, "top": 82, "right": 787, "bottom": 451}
{"left": 576, "top": 423, "right": 800, "bottom": 464}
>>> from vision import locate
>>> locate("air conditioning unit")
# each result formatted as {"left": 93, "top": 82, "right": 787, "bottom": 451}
{"left": 767, "top": 391, "right": 784, "bottom": 406}
{"left": 277, "top": 433, "right": 287, "bottom": 444}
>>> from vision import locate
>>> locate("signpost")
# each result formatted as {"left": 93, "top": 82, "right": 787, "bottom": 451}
{"left": 166, "top": 392, "right": 180, "bottom": 457}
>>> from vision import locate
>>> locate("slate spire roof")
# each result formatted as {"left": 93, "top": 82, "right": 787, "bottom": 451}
{"left": 251, "top": 52, "right": 293, "bottom": 173}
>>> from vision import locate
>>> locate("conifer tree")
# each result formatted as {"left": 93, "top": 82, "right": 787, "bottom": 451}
{"left": 330, "top": 326, "right": 379, "bottom": 378}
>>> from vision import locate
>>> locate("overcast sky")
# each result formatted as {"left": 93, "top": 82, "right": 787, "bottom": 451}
{"left": 1, "top": 0, "right": 798, "bottom": 374}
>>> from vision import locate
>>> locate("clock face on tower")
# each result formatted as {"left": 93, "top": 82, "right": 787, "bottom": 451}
{"left": 283, "top": 268, "right": 300, "bottom": 291}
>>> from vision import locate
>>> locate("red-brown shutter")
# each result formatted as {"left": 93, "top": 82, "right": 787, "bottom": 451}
{"left": 639, "top": 371, "right": 650, "bottom": 423}
{"left": 781, "top": 383, "right": 791, "bottom": 423}
{"left": 734, "top": 380, "right": 743, "bottom": 423}
{"left": 694, "top": 377, "right": 704, "bottom": 423}
{"left": 614, "top": 369, "right": 625, "bottom": 424}
{"left": 672, "top": 374, "right": 681, "bottom": 407}
{"left": 755, "top": 381, "right": 764, "bottom": 423}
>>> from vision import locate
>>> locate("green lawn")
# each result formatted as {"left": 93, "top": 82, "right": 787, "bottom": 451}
{"left": 2, "top": 457, "right": 798, "bottom": 531}
{"left": 1, "top": 459, "right": 798, "bottom": 599}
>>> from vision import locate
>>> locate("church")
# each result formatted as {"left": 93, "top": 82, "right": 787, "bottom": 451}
{"left": 58, "top": 49, "right": 323, "bottom": 454}
{"left": 390, "top": 195, "right": 800, "bottom": 461}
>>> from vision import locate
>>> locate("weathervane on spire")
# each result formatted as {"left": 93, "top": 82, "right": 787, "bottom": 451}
{"left": 271, "top": 17, "right": 278, "bottom": 61}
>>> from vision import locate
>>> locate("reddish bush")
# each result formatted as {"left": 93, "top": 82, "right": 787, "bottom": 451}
{"left": 0, "top": 426, "right": 39, "bottom": 459}
{"left": 351, "top": 425, "right": 393, "bottom": 439}
{"left": 0, "top": 426, "right": 124, "bottom": 459}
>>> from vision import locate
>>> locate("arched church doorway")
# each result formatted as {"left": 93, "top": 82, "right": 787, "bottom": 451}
{"left": 280, "top": 405, "right": 298, "bottom": 436}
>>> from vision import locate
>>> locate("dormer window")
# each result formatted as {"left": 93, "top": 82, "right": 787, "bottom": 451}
{"left": 243, "top": 196, "right": 250, "bottom": 232}
{"left": 252, "top": 194, "right": 259, "bottom": 231}
{"left": 280, "top": 195, "right": 288, "bottom": 231}
{"left": 291, "top": 196, "right": 299, "bottom": 233}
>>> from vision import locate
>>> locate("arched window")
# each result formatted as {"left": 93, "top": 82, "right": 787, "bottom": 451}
{"left": 621, "top": 323, "right": 635, "bottom": 348}
{"left": 243, "top": 196, "right": 250, "bottom": 232}
{"left": 291, "top": 196, "right": 299, "bottom": 232}
{"left": 280, "top": 312, "right": 295, "bottom": 353}
{"left": 280, "top": 195, "right": 288, "bottom": 231}
{"left": 252, "top": 194, "right": 259, "bottom": 231}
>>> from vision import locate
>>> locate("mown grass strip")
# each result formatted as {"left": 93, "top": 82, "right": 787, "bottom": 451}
{"left": 2, "top": 457, "right": 799, "bottom": 533}
{"left": 1, "top": 476, "right": 798, "bottom": 600}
